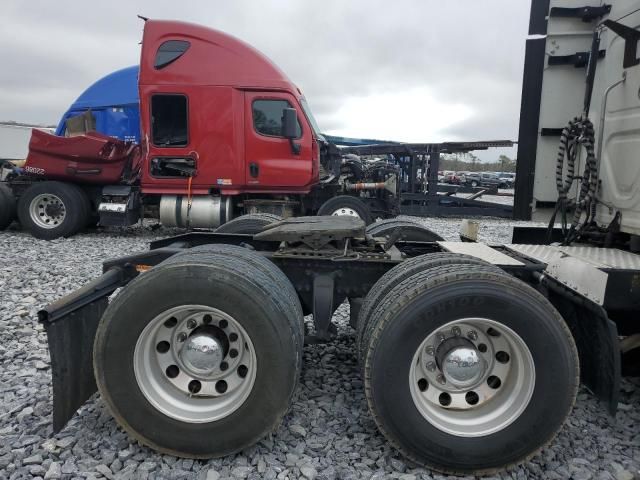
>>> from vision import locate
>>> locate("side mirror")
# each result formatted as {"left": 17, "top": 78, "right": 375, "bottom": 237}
{"left": 282, "top": 108, "right": 298, "bottom": 139}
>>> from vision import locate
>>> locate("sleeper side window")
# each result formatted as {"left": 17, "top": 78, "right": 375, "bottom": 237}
{"left": 155, "top": 40, "right": 190, "bottom": 69}
{"left": 151, "top": 95, "right": 188, "bottom": 147}
{"left": 252, "top": 99, "right": 301, "bottom": 138}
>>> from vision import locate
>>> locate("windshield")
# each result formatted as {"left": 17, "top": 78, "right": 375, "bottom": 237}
{"left": 300, "top": 97, "right": 324, "bottom": 140}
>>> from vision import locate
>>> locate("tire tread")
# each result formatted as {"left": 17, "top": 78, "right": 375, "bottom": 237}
{"left": 94, "top": 251, "right": 303, "bottom": 458}
{"left": 362, "top": 264, "right": 580, "bottom": 475}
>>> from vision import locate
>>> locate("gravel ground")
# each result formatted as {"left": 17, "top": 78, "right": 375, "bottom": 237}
{"left": 0, "top": 218, "right": 638, "bottom": 480}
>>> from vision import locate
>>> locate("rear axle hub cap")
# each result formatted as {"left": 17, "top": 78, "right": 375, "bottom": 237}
{"left": 180, "top": 333, "right": 223, "bottom": 374}
{"left": 331, "top": 207, "right": 360, "bottom": 218}
{"left": 442, "top": 346, "right": 483, "bottom": 388}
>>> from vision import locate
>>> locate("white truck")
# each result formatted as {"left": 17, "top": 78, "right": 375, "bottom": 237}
{"left": 0, "top": 122, "right": 54, "bottom": 163}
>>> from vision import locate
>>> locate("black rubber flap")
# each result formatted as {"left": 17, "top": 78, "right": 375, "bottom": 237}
{"left": 44, "top": 298, "right": 106, "bottom": 432}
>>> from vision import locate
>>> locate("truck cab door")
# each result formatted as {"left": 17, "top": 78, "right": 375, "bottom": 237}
{"left": 244, "top": 92, "right": 313, "bottom": 189}
{"left": 137, "top": 93, "right": 199, "bottom": 189}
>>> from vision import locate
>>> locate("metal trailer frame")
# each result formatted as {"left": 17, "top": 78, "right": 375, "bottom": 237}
{"left": 341, "top": 141, "right": 515, "bottom": 218}
{"left": 38, "top": 217, "right": 632, "bottom": 434}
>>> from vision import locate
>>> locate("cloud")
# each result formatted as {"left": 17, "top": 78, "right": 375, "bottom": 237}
{"left": 321, "top": 86, "right": 474, "bottom": 142}
{"left": 1, "top": 0, "right": 530, "bottom": 161}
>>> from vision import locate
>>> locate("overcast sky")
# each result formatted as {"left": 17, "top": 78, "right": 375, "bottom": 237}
{"left": 0, "top": 0, "right": 531, "bottom": 161}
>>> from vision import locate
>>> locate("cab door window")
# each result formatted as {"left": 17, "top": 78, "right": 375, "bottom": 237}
{"left": 151, "top": 94, "right": 188, "bottom": 147}
{"left": 252, "top": 99, "right": 301, "bottom": 138}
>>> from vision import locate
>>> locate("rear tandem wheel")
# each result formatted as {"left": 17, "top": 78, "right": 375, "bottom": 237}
{"left": 93, "top": 245, "right": 303, "bottom": 457}
{"left": 362, "top": 263, "right": 579, "bottom": 474}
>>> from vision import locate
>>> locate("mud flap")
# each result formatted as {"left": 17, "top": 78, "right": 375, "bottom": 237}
{"left": 572, "top": 310, "right": 621, "bottom": 415}
{"left": 547, "top": 289, "right": 620, "bottom": 415}
{"left": 43, "top": 298, "right": 107, "bottom": 432}
{"left": 38, "top": 267, "right": 131, "bottom": 432}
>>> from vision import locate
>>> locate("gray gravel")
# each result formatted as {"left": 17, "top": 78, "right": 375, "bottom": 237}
{"left": 0, "top": 218, "right": 638, "bottom": 480}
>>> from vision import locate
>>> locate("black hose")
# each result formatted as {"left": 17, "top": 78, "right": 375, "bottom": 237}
{"left": 549, "top": 115, "right": 598, "bottom": 245}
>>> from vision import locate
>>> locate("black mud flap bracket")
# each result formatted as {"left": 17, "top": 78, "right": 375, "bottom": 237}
{"left": 38, "top": 267, "right": 134, "bottom": 431}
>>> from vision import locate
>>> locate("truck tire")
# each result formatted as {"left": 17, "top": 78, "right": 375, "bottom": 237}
{"left": 366, "top": 218, "right": 443, "bottom": 242}
{"left": 317, "top": 195, "right": 373, "bottom": 225}
{"left": 0, "top": 183, "right": 16, "bottom": 230}
{"left": 164, "top": 243, "right": 304, "bottom": 351}
{"left": 470, "top": 180, "right": 479, "bottom": 188}
{"left": 215, "top": 213, "right": 282, "bottom": 234}
{"left": 94, "top": 249, "right": 303, "bottom": 458}
{"left": 357, "top": 253, "right": 500, "bottom": 363}
{"left": 362, "top": 264, "right": 579, "bottom": 474}
{"left": 17, "top": 181, "right": 90, "bottom": 240}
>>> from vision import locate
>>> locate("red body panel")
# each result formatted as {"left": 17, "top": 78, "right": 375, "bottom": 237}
{"left": 139, "top": 85, "right": 246, "bottom": 194}
{"left": 138, "top": 20, "right": 318, "bottom": 195}
{"left": 243, "top": 91, "right": 313, "bottom": 188}
{"left": 24, "top": 130, "right": 140, "bottom": 184}
{"left": 23, "top": 20, "right": 320, "bottom": 198}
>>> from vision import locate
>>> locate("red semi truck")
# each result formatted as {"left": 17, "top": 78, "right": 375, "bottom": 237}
{"left": 0, "top": 19, "right": 400, "bottom": 239}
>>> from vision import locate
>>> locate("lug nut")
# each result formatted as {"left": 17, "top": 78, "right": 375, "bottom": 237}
{"left": 425, "top": 345, "right": 435, "bottom": 356}
{"left": 186, "top": 319, "right": 197, "bottom": 329}
{"left": 437, "top": 333, "right": 446, "bottom": 343}
{"left": 177, "top": 332, "right": 187, "bottom": 342}
{"left": 467, "top": 330, "right": 478, "bottom": 341}
{"left": 451, "top": 326, "right": 461, "bottom": 337}
{"left": 436, "top": 374, "right": 446, "bottom": 385}
{"left": 426, "top": 361, "right": 436, "bottom": 372}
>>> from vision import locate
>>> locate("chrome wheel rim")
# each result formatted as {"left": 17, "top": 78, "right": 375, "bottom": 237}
{"left": 29, "top": 193, "right": 66, "bottom": 229}
{"left": 409, "top": 318, "right": 535, "bottom": 437}
{"left": 331, "top": 207, "right": 360, "bottom": 218}
{"left": 134, "top": 305, "right": 257, "bottom": 423}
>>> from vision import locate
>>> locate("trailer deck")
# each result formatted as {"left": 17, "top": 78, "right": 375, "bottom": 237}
{"left": 342, "top": 140, "right": 515, "bottom": 218}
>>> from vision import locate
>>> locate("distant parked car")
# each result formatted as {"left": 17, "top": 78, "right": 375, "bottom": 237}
{"left": 462, "top": 172, "right": 481, "bottom": 187}
{"left": 443, "top": 171, "right": 461, "bottom": 184}
{"left": 456, "top": 171, "right": 470, "bottom": 184}
{"left": 463, "top": 172, "right": 501, "bottom": 188}
{"left": 497, "top": 172, "right": 516, "bottom": 188}
{"left": 480, "top": 172, "right": 503, "bottom": 188}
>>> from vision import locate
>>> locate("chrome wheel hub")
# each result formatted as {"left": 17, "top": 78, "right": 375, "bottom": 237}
{"left": 331, "top": 207, "right": 360, "bottom": 218}
{"left": 409, "top": 318, "right": 535, "bottom": 437}
{"left": 180, "top": 333, "right": 223, "bottom": 375}
{"left": 134, "top": 305, "right": 256, "bottom": 423}
{"left": 29, "top": 193, "right": 66, "bottom": 229}
{"left": 440, "top": 344, "right": 484, "bottom": 388}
